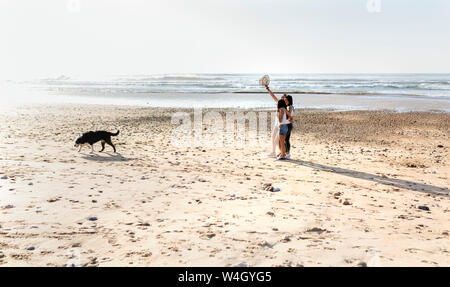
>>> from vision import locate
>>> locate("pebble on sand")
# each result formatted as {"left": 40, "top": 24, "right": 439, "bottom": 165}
{"left": 88, "top": 217, "right": 98, "bottom": 221}
{"left": 206, "top": 233, "right": 216, "bottom": 239}
{"left": 27, "top": 246, "right": 35, "bottom": 251}
{"left": 263, "top": 183, "right": 280, "bottom": 192}
{"left": 262, "top": 183, "right": 272, "bottom": 190}
{"left": 355, "top": 261, "right": 367, "bottom": 267}
{"left": 1, "top": 175, "right": 7, "bottom": 180}
{"left": 343, "top": 200, "right": 351, "bottom": 205}
{"left": 418, "top": 205, "right": 430, "bottom": 211}
{"left": 281, "top": 235, "right": 291, "bottom": 243}
{"left": 306, "top": 227, "right": 328, "bottom": 235}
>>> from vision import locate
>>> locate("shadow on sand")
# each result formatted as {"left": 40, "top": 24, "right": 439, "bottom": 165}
{"left": 81, "top": 152, "right": 134, "bottom": 162}
{"left": 288, "top": 159, "right": 449, "bottom": 198}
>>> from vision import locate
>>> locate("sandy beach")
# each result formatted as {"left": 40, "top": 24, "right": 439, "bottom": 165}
{"left": 0, "top": 104, "right": 449, "bottom": 267}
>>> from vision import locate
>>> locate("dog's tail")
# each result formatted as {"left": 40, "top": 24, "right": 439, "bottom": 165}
{"left": 110, "top": 130, "right": 120, "bottom": 136}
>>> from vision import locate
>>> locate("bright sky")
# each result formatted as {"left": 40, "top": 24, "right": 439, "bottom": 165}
{"left": 1, "top": 0, "right": 449, "bottom": 79}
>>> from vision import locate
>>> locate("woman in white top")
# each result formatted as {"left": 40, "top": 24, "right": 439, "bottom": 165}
{"left": 265, "top": 85, "right": 294, "bottom": 159}
{"left": 277, "top": 99, "right": 290, "bottom": 160}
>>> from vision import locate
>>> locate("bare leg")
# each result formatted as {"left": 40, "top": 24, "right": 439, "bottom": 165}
{"left": 279, "top": 135, "right": 286, "bottom": 158}
{"left": 271, "top": 125, "right": 279, "bottom": 155}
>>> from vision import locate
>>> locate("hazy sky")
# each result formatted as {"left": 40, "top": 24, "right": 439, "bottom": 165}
{"left": 1, "top": 0, "right": 449, "bottom": 79}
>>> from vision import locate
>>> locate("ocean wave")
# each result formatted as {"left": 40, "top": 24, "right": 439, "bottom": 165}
{"left": 232, "top": 89, "right": 450, "bottom": 98}
{"left": 21, "top": 74, "right": 450, "bottom": 100}
{"left": 115, "top": 74, "right": 227, "bottom": 82}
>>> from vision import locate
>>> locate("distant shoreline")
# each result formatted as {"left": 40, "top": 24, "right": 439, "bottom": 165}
{"left": 3, "top": 92, "right": 449, "bottom": 113}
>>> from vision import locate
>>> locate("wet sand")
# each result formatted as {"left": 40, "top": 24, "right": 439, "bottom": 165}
{"left": 0, "top": 104, "right": 449, "bottom": 266}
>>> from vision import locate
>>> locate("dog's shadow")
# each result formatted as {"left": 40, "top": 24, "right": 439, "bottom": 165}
{"left": 81, "top": 152, "right": 134, "bottom": 162}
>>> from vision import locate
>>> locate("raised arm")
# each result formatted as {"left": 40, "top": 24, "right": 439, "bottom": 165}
{"left": 265, "top": 85, "right": 279, "bottom": 103}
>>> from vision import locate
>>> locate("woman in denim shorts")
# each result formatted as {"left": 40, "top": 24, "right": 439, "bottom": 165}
{"left": 265, "top": 84, "right": 293, "bottom": 160}
{"left": 277, "top": 99, "right": 290, "bottom": 160}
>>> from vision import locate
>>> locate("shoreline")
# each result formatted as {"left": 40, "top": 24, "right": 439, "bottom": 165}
{"left": 3, "top": 99, "right": 450, "bottom": 114}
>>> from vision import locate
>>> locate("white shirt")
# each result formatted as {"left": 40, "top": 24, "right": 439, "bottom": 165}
{"left": 279, "top": 109, "right": 290, "bottom": 125}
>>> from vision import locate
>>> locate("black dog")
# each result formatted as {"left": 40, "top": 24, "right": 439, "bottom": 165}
{"left": 74, "top": 130, "right": 120, "bottom": 153}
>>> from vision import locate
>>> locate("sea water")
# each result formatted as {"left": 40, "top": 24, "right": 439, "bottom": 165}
{"left": 1, "top": 74, "right": 450, "bottom": 111}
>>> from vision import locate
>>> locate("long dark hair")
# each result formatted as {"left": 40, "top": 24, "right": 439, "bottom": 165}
{"left": 277, "top": 99, "right": 286, "bottom": 110}
{"left": 286, "top": 95, "right": 293, "bottom": 106}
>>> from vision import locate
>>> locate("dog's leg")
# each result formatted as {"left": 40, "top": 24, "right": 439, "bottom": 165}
{"left": 100, "top": 141, "right": 106, "bottom": 152}
{"left": 105, "top": 139, "right": 116, "bottom": 153}
{"left": 90, "top": 144, "right": 94, "bottom": 153}
{"left": 78, "top": 145, "right": 82, "bottom": 152}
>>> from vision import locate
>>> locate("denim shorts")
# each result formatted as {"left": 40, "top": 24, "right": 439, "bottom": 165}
{"left": 279, "top": 125, "right": 288, "bottom": 135}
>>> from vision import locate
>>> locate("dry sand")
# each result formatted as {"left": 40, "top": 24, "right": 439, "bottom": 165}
{"left": 0, "top": 104, "right": 449, "bottom": 266}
